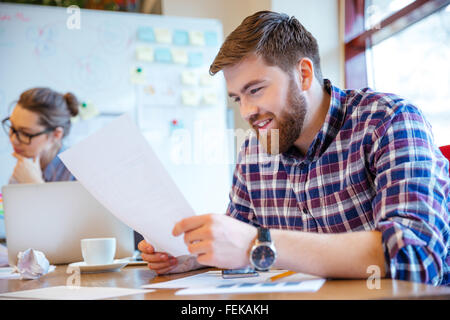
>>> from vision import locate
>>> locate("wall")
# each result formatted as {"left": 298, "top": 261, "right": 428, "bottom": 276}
{"left": 162, "top": 0, "right": 271, "bottom": 131}
{"left": 271, "top": 0, "right": 344, "bottom": 88}
{"left": 162, "top": 0, "right": 344, "bottom": 131}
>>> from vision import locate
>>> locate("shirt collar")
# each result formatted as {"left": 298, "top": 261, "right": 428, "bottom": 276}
{"left": 282, "top": 79, "right": 348, "bottom": 164}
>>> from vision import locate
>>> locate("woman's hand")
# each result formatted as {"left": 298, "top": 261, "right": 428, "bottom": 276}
{"left": 12, "top": 152, "right": 44, "bottom": 183}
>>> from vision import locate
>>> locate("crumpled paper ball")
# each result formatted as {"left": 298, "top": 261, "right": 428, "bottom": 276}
{"left": 165, "top": 255, "right": 204, "bottom": 274}
{"left": 14, "top": 248, "right": 56, "bottom": 280}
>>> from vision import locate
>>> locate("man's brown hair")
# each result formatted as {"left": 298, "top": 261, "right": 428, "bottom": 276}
{"left": 209, "top": 11, "right": 323, "bottom": 85}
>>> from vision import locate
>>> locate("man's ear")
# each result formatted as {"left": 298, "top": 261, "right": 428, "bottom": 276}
{"left": 295, "top": 58, "right": 314, "bottom": 91}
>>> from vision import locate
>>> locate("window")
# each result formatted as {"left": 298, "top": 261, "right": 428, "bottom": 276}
{"left": 345, "top": 0, "right": 450, "bottom": 147}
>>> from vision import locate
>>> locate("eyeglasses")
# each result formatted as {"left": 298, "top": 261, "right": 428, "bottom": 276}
{"left": 1, "top": 117, "right": 54, "bottom": 145}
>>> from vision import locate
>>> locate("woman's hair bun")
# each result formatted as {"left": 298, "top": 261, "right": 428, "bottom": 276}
{"left": 64, "top": 92, "right": 79, "bottom": 117}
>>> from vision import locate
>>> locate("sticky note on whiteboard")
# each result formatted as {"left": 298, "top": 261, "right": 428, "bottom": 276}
{"left": 204, "top": 31, "right": 218, "bottom": 46}
{"left": 155, "top": 28, "right": 172, "bottom": 44}
{"left": 155, "top": 48, "right": 172, "bottom": 63}
{"left": 181, "top": 90, "right": 200, "bottom": 106}
{"left": 188, "top": 52, "right": 203, "bottom": 67}
{"left": 189, "top": 31, "right": 205, "bottom": 46}
{"left": 172, "top": 48, "right": 188, "bottom": 64}
{"left": 203, "top": 92, "right": 218, "bottom": 105}
{"left": 137, "top": 27, "right": 155, "bottom": 42}
{"left": 136, "top": 46, "right": 154, "bottom": 62}
{"left": 79, "top": 101, "right": 100, "bottom": 120}
{"left": 181, "top": 70, "right": 197, "bottom": 85}
{"left": 173, "top": 30, "right": 189, "bottom": 46}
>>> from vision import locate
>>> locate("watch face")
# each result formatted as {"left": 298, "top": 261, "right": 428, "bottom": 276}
{"left": 251, "top": 244, "right": 275, "bottom": 269}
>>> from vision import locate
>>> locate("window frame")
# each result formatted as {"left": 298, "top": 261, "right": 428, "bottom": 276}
{"left": 344, "top": 0, "right": 450, "bottom": 89}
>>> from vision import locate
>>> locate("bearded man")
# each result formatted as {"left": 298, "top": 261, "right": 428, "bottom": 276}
{"left": 139, "top": 11, "right": 449, "bottom": 286}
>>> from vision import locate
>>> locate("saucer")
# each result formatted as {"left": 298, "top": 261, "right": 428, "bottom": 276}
{"left": 68, "top": 258, "right": 130, "bottom": 273}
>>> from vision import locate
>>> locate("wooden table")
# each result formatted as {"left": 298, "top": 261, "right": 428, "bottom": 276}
{"left": 1, "top": 264, "right": 449, "bottom": 300}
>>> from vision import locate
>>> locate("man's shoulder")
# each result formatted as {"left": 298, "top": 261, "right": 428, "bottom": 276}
{"left": 343, "top": 87, "right": 426, "bottom": 130}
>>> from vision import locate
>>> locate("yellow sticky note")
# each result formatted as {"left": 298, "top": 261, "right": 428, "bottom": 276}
{"left": 189, "top": 31, "right": 205, "bottom": 46}
{"left": 203, "top": 92, "right": 218, "bottom": 105}
{"left": 78, "top": 101, "right": 99, "bottom": 120}
{"left": 155, "top": 28, "right": 172, "bottom": 44}
{"left": 136, "top": 46, "right": 154, "bottom": 62}
{"left": 171, "top": 48, "right": 188, "bottom": 64}
{"left": 200, "top": 73, "right": 214, "bottom": 86}
{"left": 181, "top": 90, "right": 200, "bottom": 106}
{"left": 130, "top": 67, "right": 146, "bottom": 85}
{"left": 181, "top": 70, "right": 197, "bottom": 86}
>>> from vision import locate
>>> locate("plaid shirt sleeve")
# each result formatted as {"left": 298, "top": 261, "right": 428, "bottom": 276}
{"left": 370, "top": 103, "right": 450, "bottom": 285}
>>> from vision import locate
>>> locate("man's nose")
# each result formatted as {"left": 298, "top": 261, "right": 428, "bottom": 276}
{"left": 240, "top": 99, "right": 259, "bottom": 123}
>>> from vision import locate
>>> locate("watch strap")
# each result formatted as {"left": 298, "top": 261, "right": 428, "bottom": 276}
{"left": 258, "top": 227, "right": 271, "bottom": 242}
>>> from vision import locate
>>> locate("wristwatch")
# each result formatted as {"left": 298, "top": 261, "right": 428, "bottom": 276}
{"left": 249, "top": 227, "right": 277, "bottom": 271}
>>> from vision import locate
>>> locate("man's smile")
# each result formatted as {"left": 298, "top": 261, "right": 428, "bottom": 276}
{"left": 253, "top": 118, "right": 273, "bottom": 130}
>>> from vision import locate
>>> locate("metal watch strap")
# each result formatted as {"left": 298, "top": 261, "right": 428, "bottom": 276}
{"left": 258, "top": 227, "right": 271, "bottom": 242}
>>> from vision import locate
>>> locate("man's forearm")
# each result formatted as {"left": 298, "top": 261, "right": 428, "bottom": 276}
{"left": 271, "top": 229, "right": 386, "bottom": 279}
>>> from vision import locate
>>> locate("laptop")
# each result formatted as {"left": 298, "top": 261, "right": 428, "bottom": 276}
{"left": 2, "top": 181, "right": 135, "bottom": 266}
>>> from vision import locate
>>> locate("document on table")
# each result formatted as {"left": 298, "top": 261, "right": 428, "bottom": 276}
{"left": 142, "top": 269, "right": 323, "bottom": 289}
{"left": 60, "top": 114, "right": 193, "bottom": 257}
{"left": 0, "top": 286, "right": 152, "bottom": 300}
{"left": 175, "top": 279, "right": 326, "bottom": 295}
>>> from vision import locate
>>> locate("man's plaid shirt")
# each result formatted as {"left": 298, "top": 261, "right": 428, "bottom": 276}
{"left": 226, "top": 80, "right": 450, "bottom": 285}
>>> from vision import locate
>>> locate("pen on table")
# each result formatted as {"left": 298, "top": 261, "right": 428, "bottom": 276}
{"left": 268, "top": 270, "right": 296, "bottom": 282}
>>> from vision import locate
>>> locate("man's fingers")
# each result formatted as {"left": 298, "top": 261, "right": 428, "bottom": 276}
{"left": 187, "top": 240, "right": 212, "bottom": 256}
{"left": 141, "top": 252, "right": 171, "bottom": 263}
{"left": 173, "top": 214, "right": 212, "bottom": 237}
{"left": 147, "top": 258, "right": 177, "bottom": 271}
{"left": 137, "top": 240, "right": 155, "bottom": 254}
{"left": 196, "top": 253, "right": 214, "bottom": 266}
{"left": 183, "top": 226, "right": 213, "bottom": 245}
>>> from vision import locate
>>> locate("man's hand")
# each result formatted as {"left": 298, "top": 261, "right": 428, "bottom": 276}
{"left": 137, "top": 240, "right": 178, "bottom": 274}
{"left": 172, "top": 214, "right": 257, "bottom": 269}
{"left": 12, "top": 152, "right": 44, "bottom": 183}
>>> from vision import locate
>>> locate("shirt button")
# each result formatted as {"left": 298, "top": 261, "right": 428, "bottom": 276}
{"left": 303, "top": 208, "right": 309, "bottom": 214}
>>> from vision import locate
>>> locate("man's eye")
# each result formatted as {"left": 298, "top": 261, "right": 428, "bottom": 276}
{"left": 250, "top": 87, "right": 262, "bottom": 94}
{"left": 233, "top": 97, "right": 240, "bottom": 103}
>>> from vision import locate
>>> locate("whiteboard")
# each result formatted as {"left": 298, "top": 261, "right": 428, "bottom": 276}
{"left": 0, "top": 3, "right": 232, "bottom": 214}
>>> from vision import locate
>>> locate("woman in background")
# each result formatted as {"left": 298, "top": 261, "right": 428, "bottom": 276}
{"left": 1, "top": 87, "right": 79, "bottom": 183}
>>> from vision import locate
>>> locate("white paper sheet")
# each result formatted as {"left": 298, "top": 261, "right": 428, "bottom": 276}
{"left": 0, "top": 286, "right": 152, "bottom": 300}
{"left": 59, "top": 114, "right": 193, "bottom": 256}
{"left": 175, "top": 279, "right": 326, "bottom": 295}
{"left": 142, "top": 270, "right": 321, "bottom": 289}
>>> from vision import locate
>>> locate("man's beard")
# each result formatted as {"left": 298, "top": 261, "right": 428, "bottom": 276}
{"left": 256, "top": 77, "right": 307, "bottom": 155}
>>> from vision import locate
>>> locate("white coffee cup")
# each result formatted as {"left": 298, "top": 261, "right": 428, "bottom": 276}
{"left": 81, "top": 238, "right": 116, "bottom": 265}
